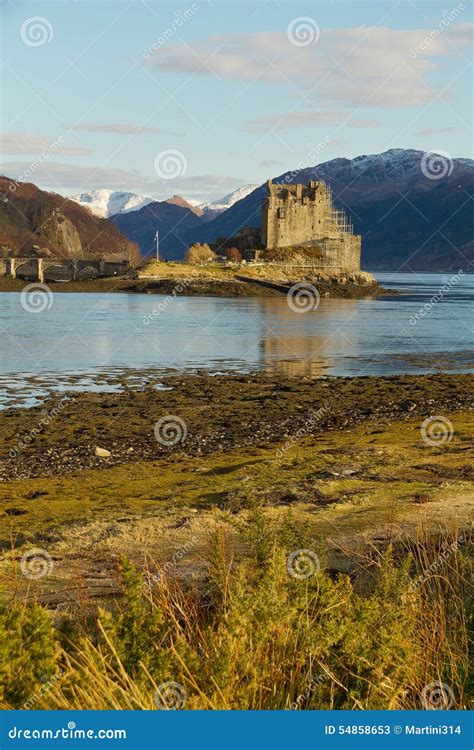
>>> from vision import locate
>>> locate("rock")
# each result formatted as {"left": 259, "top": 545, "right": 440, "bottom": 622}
{"left": 37, "top": 208, "right": 83, "bottom": 257}
{"left": 95, "top": 446, "right": 111, "bottom": 458}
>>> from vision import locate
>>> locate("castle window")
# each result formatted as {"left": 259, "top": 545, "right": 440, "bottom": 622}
{"left": 278, "top": 208, "right": 286, "bottom": 219}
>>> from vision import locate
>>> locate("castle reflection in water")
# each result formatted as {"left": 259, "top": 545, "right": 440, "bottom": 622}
{"left": 256, "top": 296, "right": 361, "bottom": 377}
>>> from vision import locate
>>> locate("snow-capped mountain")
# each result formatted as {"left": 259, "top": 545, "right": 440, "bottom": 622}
{"left": 69, "top": 184, "right": 259, "bottom": 219}
{"left": 178, "top": 149, "right": 474, "bottom": 270}
{"left": 69, "top": 189, "right": 154, "bottom": 218}
{"left": 199, "top": 184, "right": 259, "bottom": 212}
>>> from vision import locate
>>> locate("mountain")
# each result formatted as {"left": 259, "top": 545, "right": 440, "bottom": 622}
{"left": 70, "top": 184, "right": 259, "bottom": 220}
{"left": 69, "top": 188, "right": 154, "bottom": 218}
{"left": 182, "top": 150, "right": 474, "bottom": 271}
{"left": 165, "top": 194, "right": 204, "bottom": 217}
{"left": 0, "top": 177, "right": 139, "bottom": 261}
{"left": 9, "top": 151, "right": 472, "bottom": 269}
{"left": 200, "top": 184, "right": 259, "bottom": 212}
{"left": 111, "top": 199, "right": 203, "bottom": 259}
{"left": 110, "top": 186, "right": 260, "bottom": 258}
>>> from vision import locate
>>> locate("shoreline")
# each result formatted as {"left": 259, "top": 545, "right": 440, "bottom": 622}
{"left": 0, "top": 266, "right": 390, "bottom": 298}
{"left": 0, "top": 369, "right": 472, "bottom": 610}
{"left": 2, "top": 371, "right": 472, "bottom": 481}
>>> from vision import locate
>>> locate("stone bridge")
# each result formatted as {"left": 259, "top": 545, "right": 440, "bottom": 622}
{"left": 0, "top": 257, "right": 130, "bottom": 283}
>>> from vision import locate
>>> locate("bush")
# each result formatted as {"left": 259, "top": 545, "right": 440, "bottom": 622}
{"left": 0, "top": 603, "right": 58, "bottom": 708}
{"left": 264, "top": 245, "right": 324, "bottom": 265}
{"left": 185, "top": 243, "right": 216, "bottom": 265}
{"left": 1, "top": 520, "right": 471, "bottom": 710}
{"left": 225, "top": 247, "right": 242, "bottom": 262}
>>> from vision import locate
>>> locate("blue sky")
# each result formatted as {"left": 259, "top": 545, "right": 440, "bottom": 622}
{"left": 1, "top": 0, "right": 473, "bottom": 201}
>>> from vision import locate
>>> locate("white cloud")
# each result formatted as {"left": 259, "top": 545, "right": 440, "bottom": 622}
{"left": 346, "top": 119, "right": 382, "bottom": 129}
{"left": 0, "top": 133, "right": 91, "bottom": 156}
{"left": 414, "top": 126, "right": 457, "bottom": 136}
{"left": 259, "top": 159, "right": 284, "bottom": 168}
{"left": 245, "top": 109, "right": 343, "bottom": 132}
{"left": 1, "top": 161, "right": 243, "bottom": 198}
{"left": 63, "top": 123, "right": 183, "bottom": 136}
{"left": 144, "top": 23, "right": 473, "bottom": 108}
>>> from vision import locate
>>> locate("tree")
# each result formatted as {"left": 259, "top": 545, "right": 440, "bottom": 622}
{"left": 225, "top": 246, "right": 242, "bottom": 262}
{"left": 185, "top": 243, "right": 216, "bottom": 265}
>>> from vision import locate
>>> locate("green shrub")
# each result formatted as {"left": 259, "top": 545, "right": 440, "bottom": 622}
{"left": 0, "top": 603, "right": 58, "bottom": 707}
{"left": 0, "top": 517, "right": 471, "bottom": 710}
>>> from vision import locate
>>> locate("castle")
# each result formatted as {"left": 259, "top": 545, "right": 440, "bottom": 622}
{"left": 217, "top": 179, "right": 361, "bottom": 273}
{"left": 261, "top": 179, "right": 361, "bottom": 272}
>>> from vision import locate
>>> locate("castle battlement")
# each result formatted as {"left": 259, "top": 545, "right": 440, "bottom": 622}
{"left": 261, "top": 179, "right": 361, "bottom": 272}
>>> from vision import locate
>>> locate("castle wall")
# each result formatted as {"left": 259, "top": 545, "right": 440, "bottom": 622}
{"left": 262, "top": 187, "right": 330, "bottom": 249}
{"left": 261, "top": 180, "right": 361, "bottom": 272}
{"left": 315, "top": 235, "right": 361, "bottom": 272}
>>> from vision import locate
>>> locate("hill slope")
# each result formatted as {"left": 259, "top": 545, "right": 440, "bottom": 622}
{"left": 0, "top": 177, "right": 139, "bottom": 261}
{"left": 111, "top": 200, "right": 203, "bottom": 259}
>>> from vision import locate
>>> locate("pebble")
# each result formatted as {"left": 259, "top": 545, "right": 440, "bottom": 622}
{"left": 95, "top": 446, "right": 111, "bottom": 458}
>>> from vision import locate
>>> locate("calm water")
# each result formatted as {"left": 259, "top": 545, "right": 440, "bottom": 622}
{"left": 1, "top": 272, "right": 473, "bottom": 408}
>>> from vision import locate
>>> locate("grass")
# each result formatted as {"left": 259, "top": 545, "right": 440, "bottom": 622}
{"left": 1, "top": 411, "right": 472, "bottom": 548}
{"left": 139, "top": 260, "right": 375, "bottom": 285}
{"left": 0, "top": 389, "right": 472, "bottom": 710}
{"left": 0, "top": 513, "right": 471, "bottom": 710}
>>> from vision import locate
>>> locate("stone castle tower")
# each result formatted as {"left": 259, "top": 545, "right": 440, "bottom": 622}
{"left": 261, "top": 179, "right": 361, "bottom": 272}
